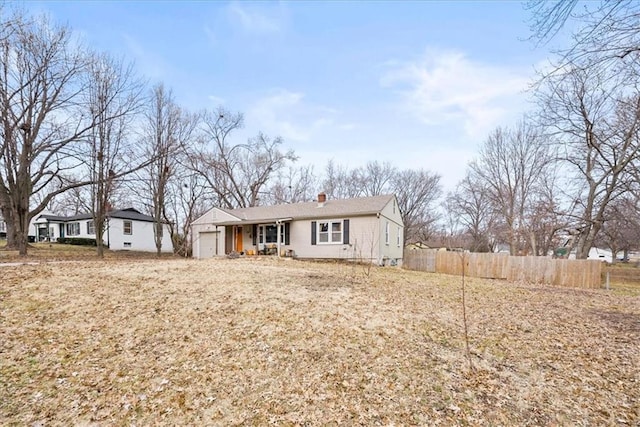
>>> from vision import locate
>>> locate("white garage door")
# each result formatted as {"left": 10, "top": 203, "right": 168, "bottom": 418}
{"left": 198, "top": 232, "right": 219, "bottom": 258}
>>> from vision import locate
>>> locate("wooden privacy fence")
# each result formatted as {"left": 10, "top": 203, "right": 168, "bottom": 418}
{"left": 404, "top": 249, "right": 603, "bottom": 289}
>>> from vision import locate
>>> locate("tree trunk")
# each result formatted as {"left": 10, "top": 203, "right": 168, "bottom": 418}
{"left": 1, "top": 205, "right": 17, "bottom": 249}
{"left": 529, "top": 231, "right": 537, "bottom": 256}
{"left": 154, "top": 191, "right": 164, "bottom": 257}
{"left": 15, "top": 200, "right": 30, "bottom": 257}
{"left": 575, "top": 231, "right": 590, "bottom": 259}
{"left": 609, "top": 243, "right": 618, "bottom": 265}
{"left": 95, "top": 216, "right": 105, "bottom": 258}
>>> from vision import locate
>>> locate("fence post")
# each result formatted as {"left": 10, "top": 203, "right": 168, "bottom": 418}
{"left": 606, "top": 271, "right": 610, "bottom": 290}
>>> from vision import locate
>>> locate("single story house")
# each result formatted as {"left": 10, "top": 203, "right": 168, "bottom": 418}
{"left": 34, "top": 208, "right": 173, "bottom": 252}
{"left": 191, "top": 193, "right": 404, "bottom": 265}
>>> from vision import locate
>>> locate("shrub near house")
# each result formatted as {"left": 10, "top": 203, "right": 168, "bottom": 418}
{"left": 56, "top": 237, "right": 99, "bottom": 246}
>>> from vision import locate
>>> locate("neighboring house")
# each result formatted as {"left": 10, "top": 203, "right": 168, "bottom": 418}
{"left": 568, "top": 247, "right": 614, "bottom": 263}
{"left": 34, "top": 208, "right": 173, "bottom": 253}
{"left": 191, "top": 193, "right": 404, "bottom": 265}
{"left": 0, "top": 212, "right": 39, "bottom": 241}
{"left": 406, "top": 242, "right": 432, "bottom": 251}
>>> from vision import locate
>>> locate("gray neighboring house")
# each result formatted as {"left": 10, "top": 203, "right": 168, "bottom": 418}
{"left": 191, "top": 193, "right": 404, "bottom": 265}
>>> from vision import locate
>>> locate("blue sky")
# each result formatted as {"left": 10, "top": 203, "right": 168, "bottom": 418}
{"left": 24, "top": 1, "right": 560, "bottom": 191}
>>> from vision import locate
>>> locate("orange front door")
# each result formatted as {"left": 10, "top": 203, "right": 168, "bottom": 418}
{"left": 235, "top": 226, "right": 243, "bottom": 252}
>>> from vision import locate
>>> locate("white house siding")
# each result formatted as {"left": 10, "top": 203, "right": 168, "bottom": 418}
{"left": 192, "top": 208, "right": 240, "bottom": 258}
{"left": 192, "top": 222, "right": 226, "bottom": 258}
{"left": 377, "top": 198, "right": 404, "bottom": 265}
{"left": 197, "top": 231, "right": 221, "bottom": 258}
{"left": 287, "top": 216, "right": 380, "bottom": 262}
{"left": 192, "top": 208, "right": 238, "bottom": 226}
{"left": 107, "top": 219, "right": 173, "bottom": 252}
{"left": 57, "top": 219, "right": 97, "bottom": 240}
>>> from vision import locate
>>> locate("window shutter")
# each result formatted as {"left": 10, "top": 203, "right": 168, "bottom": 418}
{"left": 311, "top": 221, "right": 316, "bottom": 245}
{"left": 86, "top": 221, "right": 90, "bottom": 234}
{"left": 343, "top": 219, "right": 350, "bottom": 244}
{"left": 252, "top": 225, "right": 257, "bottom": 245}
{"left": 285, "top": 223, "right": 290, "bottom": 245}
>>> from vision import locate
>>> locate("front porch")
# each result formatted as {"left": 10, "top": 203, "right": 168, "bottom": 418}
{"left": 226, "top": 220, "right": 292, "bottom": 257}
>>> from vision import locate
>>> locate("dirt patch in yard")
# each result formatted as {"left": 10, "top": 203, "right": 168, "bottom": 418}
{"left": 1, "top": 258, "right": 638, "bottom": 425}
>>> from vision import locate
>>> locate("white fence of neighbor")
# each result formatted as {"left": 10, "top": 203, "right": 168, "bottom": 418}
{"left": 404, "top": 249, "right": 603, "bottom": 289}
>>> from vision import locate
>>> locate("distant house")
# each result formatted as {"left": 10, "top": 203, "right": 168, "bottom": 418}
{"left": 0, "top": 213, "right": 38, "bottom": 241}
{"left": 34, "top": 208, "right": 173, "bottom": 253}
{"left": 191, "top": 193, "right": 404, "bottom": 265}
{"left": 406, "top": 242, "right": 432, "bottom": 251}
{"left": 567, "top": 247, "right": 616, "bottom": 263}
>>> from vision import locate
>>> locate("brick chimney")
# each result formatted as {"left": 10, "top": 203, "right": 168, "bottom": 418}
{"left": 317, "top": 192, "right": 326, "bottom": 207}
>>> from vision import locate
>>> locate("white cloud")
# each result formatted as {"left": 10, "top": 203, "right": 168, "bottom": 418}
{"left": 246, "top": 89, "right": 338, "bottom": 143}
{"left": 227, "top": 2, "right": 285, "bottom": 35}
{"left": 381, "top": 49, "right": 531, "bottom": 138}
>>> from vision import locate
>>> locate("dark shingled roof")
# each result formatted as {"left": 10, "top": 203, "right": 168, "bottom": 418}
{"left": 36, "top": 208, "right": 156, "bottom": 224}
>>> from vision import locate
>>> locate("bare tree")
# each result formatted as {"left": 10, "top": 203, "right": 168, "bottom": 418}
{"left": 141, "top": 83, "right": 198, "bottom": 255}
{"left": 83, "top": 53, "right": 145, "bottom": 257}
{"left": 267, "top": 164, "right": 318, "bottom": 204}
{"left": 525, "top": 171, "right": 567, "bottom": 256}
{"left": 321, "top": 160, "right": 397, "bottom": 200}
{"left": 322, "top": 159, "right": 363, "bottom": 200}
{"left": 359, "top": 161, "right": 397, "bottom": 197}
{"left": 597, "top": 195, "right": 640, "bottom": 263}
{"left": 528, "top": 0, "right": 640, "bottom": 68}
{"left": 0, "top": 11, "right": 96, "bottom": 255}
{"left": 164, "top": 171, "right": 210, "bottom": 257}
{"left": 537, "top": 62, "right": 640, "bottom": 258}
{"left": 469, "top": 120, "right": 553, "bottom": 255}
{"left": 445, "top": 172, "right": 497, "bottom": 252}
{"left": 190, "top": 107, "right": 297, "bottom": 209}
{"left": 47, "top": 183, "right": 91, "bottom": 216}
{"left": 391, "top": 169, "right": 442, "bottom": 244}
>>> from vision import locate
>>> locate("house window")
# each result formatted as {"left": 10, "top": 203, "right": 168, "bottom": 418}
{"left": 87, "top": 221, "right": 95, "bottom": 235}
{"left": 124, "top": 242, "right": 132, "bottom": 248}
{"left": 259, "top": 224, "right": 287, "bottom": 244}
{"left": 0, "top": 221, "right": 5, "bottom": 232}
{"left": 265, "top": 225, "right": 278, "bottom": 243}
{"left": 385, "top": 221, "right": 390, "bottom": 245}
{"left": 66, "top": 222, "right": 80, "bottom": 236}
{"left": 397, "top": 226, "right": 401, "bottom": 247}
{"left": 318, "top": 220, "right": 343, "bottom": 244}
{"left": 123, "top": 220, "right": 132, "bottom": 235}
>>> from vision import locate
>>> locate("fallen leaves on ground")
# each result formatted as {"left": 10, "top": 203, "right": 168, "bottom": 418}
{"left": 1, "top": 257, "right": 638, "bottom": 425}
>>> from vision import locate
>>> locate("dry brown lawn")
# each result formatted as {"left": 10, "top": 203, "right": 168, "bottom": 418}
{"left": 0, "top": 241, "right": 177, "bottom": 262}
{"left": 1, "top": 257, "right": 639, "bottom": 426}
